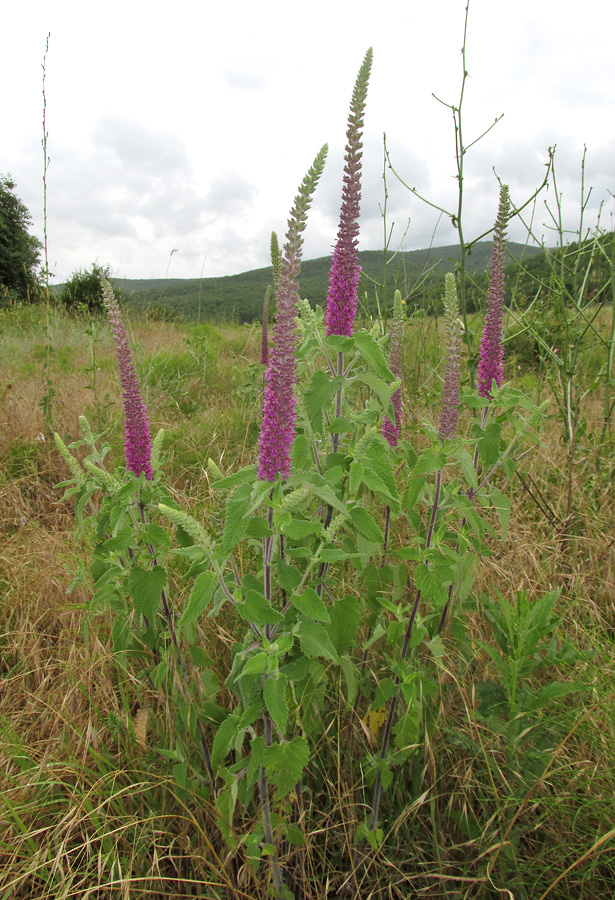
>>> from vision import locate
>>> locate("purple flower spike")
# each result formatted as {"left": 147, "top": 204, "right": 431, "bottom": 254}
{"left": 382, "top": 290, "right": 405, "bottom": 448}
{"left": 101, "top": 277, "right": 153, "bottom": 480}
{"left": 325, "top": 48, "right": 372, "bottom": 338}
{"left": 478, "top": 185, "right": 510, "bottom": 399}
{"left": 258, "top": 146, "right": 328, "bottom": 482}
{"left": 438, "top": 274, "right": 462, "bottom": 444}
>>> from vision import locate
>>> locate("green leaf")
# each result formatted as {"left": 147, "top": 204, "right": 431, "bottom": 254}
{"left": 245, "top": 516, "right": 272, "bottom": 538}
{"left": 489, "top": 486, "right": 511, "bottom": 541}
{"left": 328, "top": 595, "right": 361, "bottom": 654}
{"left": 237, "top": 590, "right": 284, "bottom": 626}
{"left": 103, "top": 527, "right": 135, "bottom": 553}
{"left": 277, "top": 559, "right": 302, "bottom": 592}
{"left": 127, "top": 565, "right": 167, "bottom": 621}
{"left": 241, "top": 651, "right": 269, "bottom": 677}
{"left": 211, "top": 715, "right": 241, "bottom": 767}
{"left": 354, "top": 370, "right": 395, "bottom": 420}
{"left": 296, "top": 619, "right": 340, "bottom": 663}
{"left": 413, "top": 448, "right": 446, "bottom": 477}
{"left": 141, "top": 522, "right": 172, "bottom": 552}
{"left": 362, "top": 438, "right": 399, "bottom": 507}
{"left": 414, "top": 562, "right": 450, "bottom": 605}
{"left": 339, "top": 655, "right": 358, "bottom": 706}
{"left": 472, "top": 421, "right": 502, "bottom": 468}
{"left": 289, "top": 587, "right": 330, "bottom": 623}
{"left": 302, "top": 476, "right": 348, "bottom": 516}
{"left": 264, "top": 674, "right": 289, "bottom": 733}
{"left": 283, "top": 518, "right": 324, "bottom": 541}
{"left": 263, "top": 737, "right": 309, "bottom": 797}
{"left": 348, "top": 506, "right": 384, "bottom": 544}
{"left": 211, "top": 464, "right": 257, "bottom": 491}
{"left": 304, "top": 371, "right": 341, "bottom": 434}
{"left": 354, "top": 330, "right": 395, "bottom": 381}
{"left": 179, "top": 570, "right": 217, "bottom": 628}
{"left": 222, "top": 483, "right": 253, "bottom": 554}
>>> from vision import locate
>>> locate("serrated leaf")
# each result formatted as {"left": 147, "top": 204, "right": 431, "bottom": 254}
{"left": 304, "top": 371, "right": 341, "bottom": 434}
{"left": 472, "top": 421, "right": 502, "bottom": 468}
{"left": 179, "top": 570, "right": 217, "bottom": 628}
{"left": 237, "top": 590, "right": 284, "bottom": 626}
{"left": 211, "top": 464, "right": 257, "bottom": 491}
{"left": 289, "top": 587, "right": 330, "bottom": 623}
{"left": 354, "top": 370, "right": 395, "bottom": 420}
{"left": 141, "top": 522, "right": 172, "bottom": 552}
{"left": 414, "top": 562, "right": 450, "bottom": 605}
{"left": 363, "top": 438, "right": 399, "bottom": 507}
{"left": 103, "top": 527, "right": 135, "bottom": 553}
{"left": 348, "top": 506, "right": 384, "bottom": 544}
{"left": 264, "top": 674, "right": 289, "bottom": 733}
{"left": 222, "top": 482, "right": 253, "bottom": 554}
{"left": 263, "top": 737, "right": 309, "bottom": 797}
{"left": 211, "top": 715, "right": 241, "bottom": 767}
{"left": 277, "top": 559, "right": 302, "bottom": 592}
{"left": 283, "top": 518, "right": 324, "bottom": 541}
{"left": 354, "top": 330, "right": 395, "bottom": 381}
{"left": 489, "top": 486, "right": 511, "bottom": 541}
{"left": 328, "top": 595, "right": 361, "bottom": 654}
{"left": 127, "top": 565, "right": 167, "bottom": 621}
{"left": 296, "top": 619, "right": 340, "bottom": 663}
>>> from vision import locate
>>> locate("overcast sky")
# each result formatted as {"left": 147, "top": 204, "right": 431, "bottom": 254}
{"left": 3, "top": 0, "right": 614, "bottom": 283}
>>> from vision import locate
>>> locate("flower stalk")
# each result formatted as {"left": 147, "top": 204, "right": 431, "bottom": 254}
{"left": 477, "top": 184, "right": 510, "bottom": 401}
{"left": 101, "top": 277, "right": 153, "bottom": 479}
{"left": 257, "top": 146, "right": 328, "bottom": 482}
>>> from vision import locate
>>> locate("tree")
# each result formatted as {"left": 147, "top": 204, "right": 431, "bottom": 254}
{"left": 61, "top": 263, "right": 122, "bottom": 313}
{"left": 0, "top": 175, "right": 42, "bottom": 299}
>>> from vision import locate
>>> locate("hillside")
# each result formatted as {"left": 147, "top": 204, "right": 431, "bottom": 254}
{"left": 111, "top": 240, "right": 543, "bottom": 322}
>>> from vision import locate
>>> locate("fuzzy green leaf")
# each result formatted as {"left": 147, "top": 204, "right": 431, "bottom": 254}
{"left": 328, "top": 595, "right": 361, "bottom": 654}
{"left": 354, "top": 330, "right": 395, "bottom": 381}
{"left": 348, "top": 506, "right": 384, "bottom": 544}
{"left": 304, "top": 371, "right": 342, "bottom": 434}
{"left": 237, "top": 590, "right": 284, "bottom": 626}
{"left": 264, "top": 675, "right": 289, "bottom": 733}
{"left": 222, "top": 482, "right": 252, "bottom": 554}
{"left": 179, "top": 570, "right": 217, "bottom": 628}
{"left": 289, "top": 587, "right": 330, "bottom": 623}
{"left": 263, "top": 737, "right": 309, "bottom": 798}
{"left": 296, "top": 619, "right": 340, "bottom": 663}
{"left": 127, "top": 565, "right": 167, "bottom": 621}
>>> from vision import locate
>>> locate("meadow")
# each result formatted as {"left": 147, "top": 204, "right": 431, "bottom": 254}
{"left": 1, "top": 273, "right": 615, "bottom": 899}
{"left": 2, "top": 41, "right": 615, "bottom": 900}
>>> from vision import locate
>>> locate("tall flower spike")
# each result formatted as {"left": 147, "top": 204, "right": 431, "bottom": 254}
{"left": 382, "top": 289, "right": 405, "bottom": 448}
{"left": 477, "top": 184, "right": 510, "bottom": 399}
{"left": 258, "top": 146, "right": 328, "bottom": 482}
{"left": 101, "top": 277, "right": 153, "bottom": 479}
{"left": 325, "top": 48, "right": 373, "bottom": 338}
{"left": 438, "top": 273, "right": 463, "bottom": 443}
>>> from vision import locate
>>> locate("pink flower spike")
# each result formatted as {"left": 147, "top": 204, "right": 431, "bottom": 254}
{"left": 258, "top": 147, "right": 328, "bottom": 482}
{"left": 478, "top": 185, "right": 510, "bottom": 399}
{"left": 101, "top": 277, "right": 153, "bottom": 480}
{"left": 325, "top": 49, "right": 372, "bottom": 338}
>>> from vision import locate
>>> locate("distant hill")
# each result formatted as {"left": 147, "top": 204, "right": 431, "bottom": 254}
{"left": 109, "top": 240, "right": 543, "bottom": 323}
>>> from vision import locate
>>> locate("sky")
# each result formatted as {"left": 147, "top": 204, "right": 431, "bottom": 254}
{"left": 2, "top": 0, "right": 614, "bottom": 284}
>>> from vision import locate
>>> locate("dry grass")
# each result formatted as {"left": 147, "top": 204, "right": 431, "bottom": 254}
{"left": 1, "top": 303, "right": 615, "bottom": 898}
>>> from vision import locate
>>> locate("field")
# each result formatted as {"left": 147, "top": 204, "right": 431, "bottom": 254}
{"left": 1, "top": 291, "right": 614, "bottom": 900}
